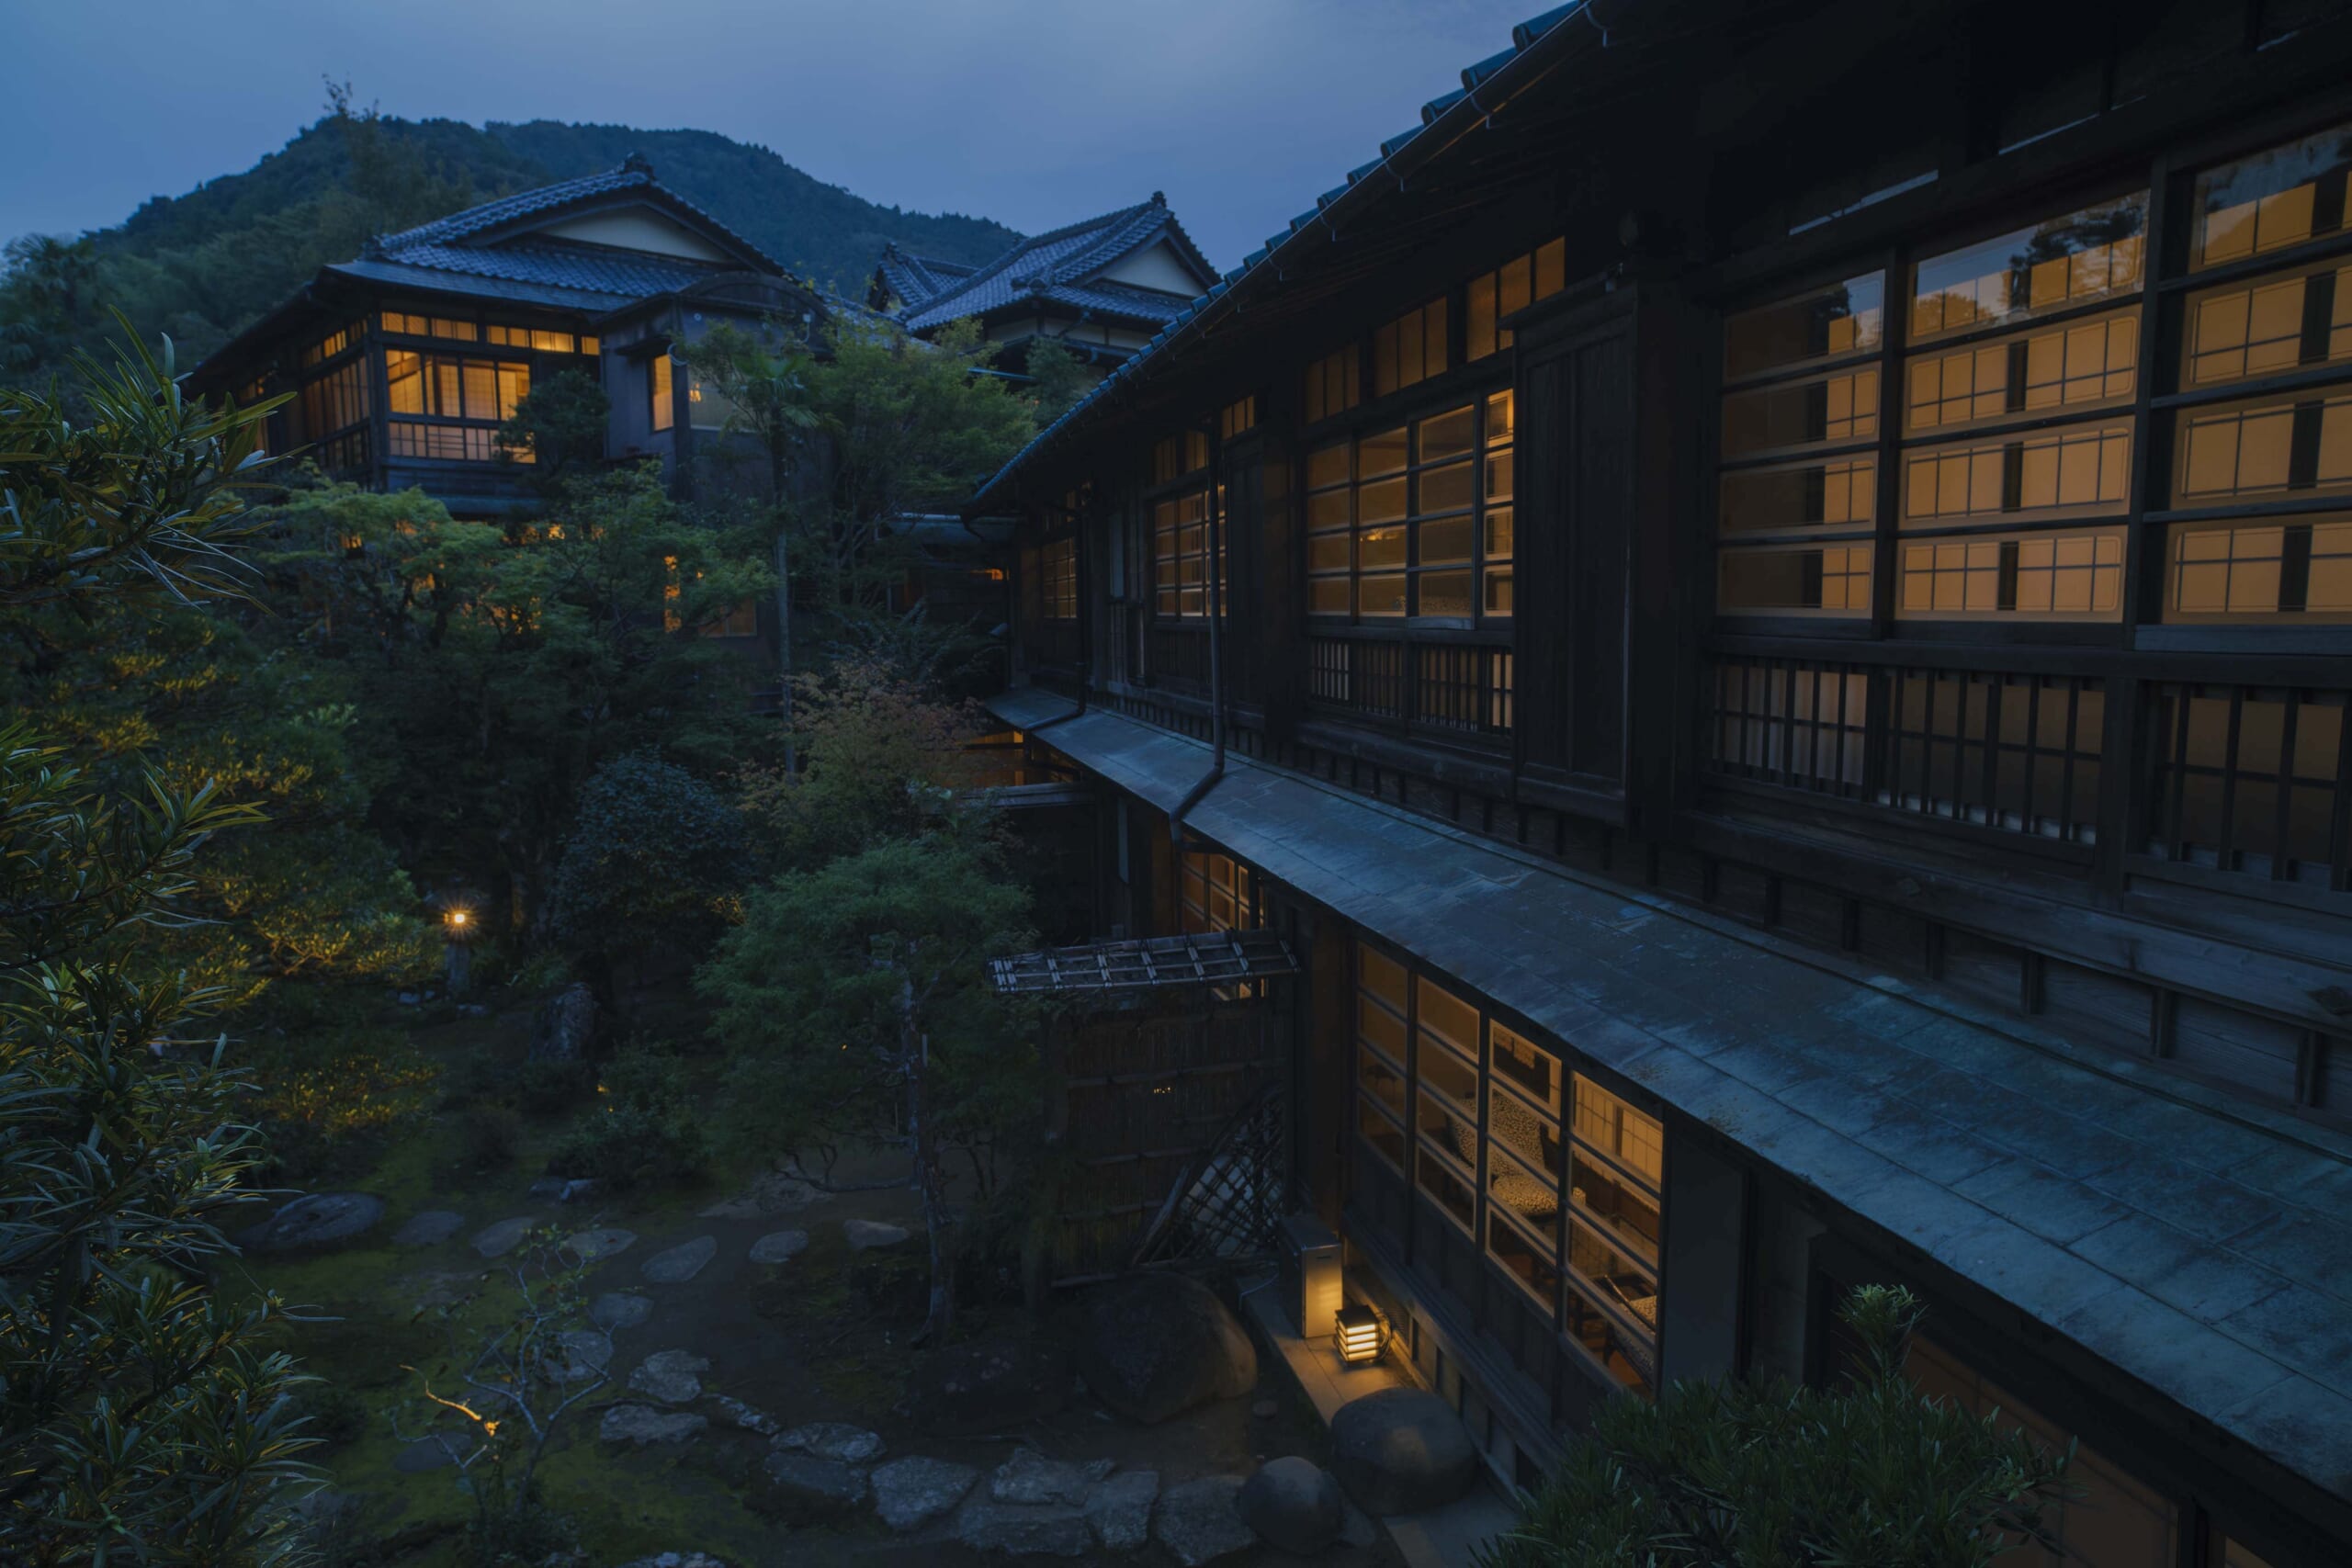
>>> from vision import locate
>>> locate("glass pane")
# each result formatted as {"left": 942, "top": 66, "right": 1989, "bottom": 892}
{"left": 1485, "top": 507, "right": 1515, "bottom": 559}
{"left": 1487, "top": 1209, "right": 1560, "bottom": 1309}
{"left": 1491, "top": 1021, "right": 1561, "bottom": 1114}
{"left": 1717, "top": 544, "right": 1874, "bottom": 614}
{"left": 1359, "top": 1096, "right": 1405, "bottom": 1170}
{"left": 1419, "top": 979, "right": 1477, "bottom": 1055}
{"left": 1418, "top": 570, "right": 1472, "bottom": 617}
{"left": 1719, "top": 456, "right": 1876, "bottom": 534}
{"left": 1490, "top": 1096, "right": 1562, "bottom": 1190}
{"left": 1359, "top": 1043, "right": 1407, "bottom": 1120}
{"left": 386, "top": 351, "right": 423, "bottom": 414}
{"left": 1573, "top": 1073, "right": 1663, "bottom": 1186}
{"left": 1308, "top": 489, "right": 1351, "bottom": 531}
{"left": 1724, "top": 271, "right": 1886, "bottom": 378}
{"left": 1418, "top": 461, "right": 1475, "bottom": 515}
{"left": 1487, "top": 389, "right": 1514, "bottom": 445}
{"left": 2176, "top": 390, "right": 2352, "bottom": 502}
{"left": 1416, "top": 1143, "right": 1476, "bottom": 1230}
{"left": 1486, "top": 450, "right": 1516, "bottom": 503}
{"left": 1905, "top": 308, "right": 2139, "bottom": 433}
{"left": 1484, "top": 569, "right": 1514, "bottom": 616}
{"left": 1419, "top": 515, "right": 1473, "bottom": 566}
{"left": 1419, "top": 405, "right": 1476, "bottom": 463}
{"left": 1361, "top": 426, "right": 1408, "bottom": 477}
{"left": 1904, "top": 420, "right": 2132, "bottom": 525}
{"left": 1359, "top": 524, "right": 1407, "bottom": 570}
{"left": 1359, "top": 943, "right": 1408, "bottom": 1009}
{"left": 1488, "top": 1143, "right": 1560, "bottom": 1235}
{"left": 1309, "top": 442, "right": 1352, "bottom": 488}
{"left": 1310, "top": 579, "right": 1351, "bottom": 615}
{"left": 1910, "top": 193, "right": 2147, "bottom": 342}
{"left": 1359, "top": 477, "right": 1408, "bottom": 525}
{"left": 2183, "top": 261, "right": 2352, "bottom": 388}
{"left": 2167, "top": 517, "right": 2352, "bottom": 621}
{"left": 1358, "top": 574, "right": 1406, "bottom": 616}
{"left": 1571, "top": 1150, "right": 1660, "bottom": 1263}
{"left": 1722, "top": 367, "right": 1880, "bottom": 457}
{"left": 1897, "top": 529, "right": 2122, "bottom": 621}
{"left": 2192, "top": 121, "right": 2352, "bottom": 270}
{"left": 1567, "top": 1217, "right": 1657, "bottom": 1346}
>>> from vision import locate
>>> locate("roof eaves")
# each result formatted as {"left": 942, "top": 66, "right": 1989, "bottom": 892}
{"left": 969, "top": 0, "right": 1601, "bottom": 509}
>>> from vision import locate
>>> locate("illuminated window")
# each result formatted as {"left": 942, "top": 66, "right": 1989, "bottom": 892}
{"left": 1465, "top": 238, "right": 1567, "bottom": 361}
{"left": 1151, "top": 430, "right": 1210, "bottom": 485}
{"left": 2176, "top": 389, "right": 2352, "bottom": 502}
{"left": 1151, "top": 491, "right": 1211, "bottom": 618}
{"left": 1177, "top": 848, "right": 1255, "bottom": 936}
{"left": 1305, "top": 394, "right": 1514, "bottom": 623}
{"left": 2183, "top": 260, "right": 2352, "bottom": 387}
{"left": 1721, "top": 366, "right": 1881, "bottom": 457}
{"left": 1304, "top": 344, "right": 1361, "bottom": 423}
{"left": 699, "top": 600, "right": 759, "bottom": 637}
{"left": 2168, "top": 518, "right": 2352, "bottom": 621}
{"left": 1908, "top": 192, "right": 2146, "bottom": 342}
{"left": 1903, "top": 420, "right": 2133, "bottom": 526}
{"left": 1724, "top": 272, "right": 1884, "bottom": 379}
{"left": 380, "top": 311, "right": 479, "bottom": 342}
{"left": 1218, "top": 395, "right": 1257, "bottom": 441}
{"left": 383, "top": 353, "right": 531, "bottom": 465}
{"left": 300, "top": 359, "right": 371, "bottom": 437}
{"left": 1905, "top": 307, "right": 2139, "bottom": 433}
{"left": 300, "top": 321, "right": 361, "bottom": 368}
{"left": 1897, "top": 529, "right": 2123, "bottom": 621}
{"left": 1372, "top": 297, "right": 1448, "bottom": 399}
{"left": 1719, "top": 455, "right": 1877, "bottom": 536}
{"left": 1486, "top": 1021, "right": 1563, "bottom": 1311}
{"left": 1717, "top": 543, "right": 1873, "bottom": 615}
{"left": 2191, "top": 121, "right": 2352, "bottom": 271}
{"left": 650, "top": 354, "right": 674, "bottom": 434}
{"left": 1354, "top": 944, "right": 1408, "bottom": 1173}
{"left": 484, "top": 323, "right": 578, "bottom": 353}
{"left": 578, "top": 334, "right": 601, "bottom": 356}
{"left": 1041, "top": 537, "right": 1077, "bottom": 621}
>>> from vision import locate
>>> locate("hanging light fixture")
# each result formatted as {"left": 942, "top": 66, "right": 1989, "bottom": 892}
{"left": 1335, "top": 1303, "right": 1385, "bottom": 1367}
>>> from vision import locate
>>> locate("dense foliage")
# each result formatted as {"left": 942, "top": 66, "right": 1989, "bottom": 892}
{"left": 1482, "top": 1286, "right": 2073, "bottom": 1568}
{"left": 547, "top": 751, "right": 748, "bottom": 979}
{"left": 0, "top": 338, "right": 316, "bottom": 1563}
{"left": 0, "top": 96, "right": 1022, "bottom": 383}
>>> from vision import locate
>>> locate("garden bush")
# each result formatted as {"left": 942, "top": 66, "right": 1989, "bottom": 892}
{"left": 455, "top": 1105, "right": 521, "bottom": 1171}
{"left": 290, "top": 1383, "right": 369, "bottom": 1450}
{"left": 543, "top": 1043, "right": 704, "bottom": 1190}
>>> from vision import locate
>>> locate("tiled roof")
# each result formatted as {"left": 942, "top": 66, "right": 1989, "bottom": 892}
{"left": 374, "top": 156, "right": 782, "bottom": 274}
{"left": 991, "top": 686, "right": 2352, "bottom": 1515}
{"left": 356, "top": 241, "right": 721, "bottom": 305}
{"left": 899, "top": 195, "right": 1216, "bottom": 333}
{"left": 873, "top": 245, "right": 978, "bottom": 311}
{"left": 322, "top": 258, "right": 641, "bottom": 313}
{"left": 971, "top": 3, "right": 1592, "bottom": 506}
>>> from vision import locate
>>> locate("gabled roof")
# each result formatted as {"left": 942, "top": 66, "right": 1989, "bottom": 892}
{"left": 869, "top": 245, "right": 979, "bottom": 313}
{"left": 895, "top": 194, "right": 1218, "bottom": 333}
{"left": 971, "top": 3, "right": 1599, "bottom": 506}
{"left": 373, "top": 154, "right": 782, "bottom": 275}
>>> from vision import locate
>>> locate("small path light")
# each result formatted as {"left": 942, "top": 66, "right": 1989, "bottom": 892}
{"left": 440, "top": 896, "right": 479, "bottom": 996}
{"left": 1336, "top": 1303, "right": 1385, "bottom": 1367}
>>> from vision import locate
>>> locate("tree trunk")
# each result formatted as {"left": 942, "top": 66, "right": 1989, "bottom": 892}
{"left": 904, "top": 968, "right": 953, "bottom": 1343}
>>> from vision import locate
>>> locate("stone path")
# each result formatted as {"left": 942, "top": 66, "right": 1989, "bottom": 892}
{"left": 842, "top": 1218, "right": 909, "bottom": 1250}
{"left": 392, "top": 1209, "right": 464, "bottom": 1247}
{"left": 470, "top": 1216, "right": 534, "bottom": 1258}
{"left": 748, "top": 1228, "right": 808, "bottom": 1264}
{"left": 871, "top": 1456, "right": 978, "bottom": 1532}
{"left": 640, "top": 1235, "right": 717, "bottom": 1282}
{"left": 591, "top": 1292, "right": 653, "bottom": 1331}
{"left": 775, "top": 1422, "right": 884, "bottom": 1464}
{"left": 567, "top": 1226, "right": 637, "bottom": 1260}
{"left": 628, "top": 1348, "right": 708, "bottom": 1404}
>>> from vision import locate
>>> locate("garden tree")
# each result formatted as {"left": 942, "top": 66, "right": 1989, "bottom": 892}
{"left": 495, "top": 366, "right": 613, "bottom": 496}
{"left": 547, "top": 750, "right": 748, "bottom": 994}
{"left": 0, "top": 336, "right": 318, "bottom": 1562}
{"left": 1020, "top": 337, "right": 1093, "bottom": 428}
{"left": 801, "top": 317, "right": 1034, "bottom": 633}
{"left": 396, "top": 1229, "right": 605, "bottom": 1562}
{"left": 245, "top": 467, "right": 773, "bottom": 930}
{"left": 0, "top": 235, "right": 100, "bottom": 373}
{"left": 1481, "top": 1285, "right": 2074, "bottom": 1568}
{"left": 735, "top": 655, "right": 981, "bottom": 874}
{"left": 700, "top": 831, "right": 1039, "bottom": 1342}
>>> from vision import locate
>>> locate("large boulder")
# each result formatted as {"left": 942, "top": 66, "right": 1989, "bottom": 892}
{"left": 870, "top": 1456, "right": 979, "bottom": 1532}
{"left": 1066, "top": 1273, "right": 1257, "bottom": 1425}
{"left": 1329, "top": 1386, "right": 1476, "bottom": 1515}
{"left": 756, "top": 1452, "right": 867, "bottom": 1523}
{"left": 526, "top": 981, "right": 598, "bottom": 1063}
{"left": 1237, "top": 1456, "right": 1344, "bottom": 1553}
{"left": 956, "top": 1501, "right": 1092, "bottom": 1557}
{"left": 1153, "top": 1474, "right": 1256, "bottom": 1565}
{"left": 238, "top": 1192, "right": 385, "bottom": 1253}
{"left": 906, "top": 1336, "right": 1069, "bottom": 1437}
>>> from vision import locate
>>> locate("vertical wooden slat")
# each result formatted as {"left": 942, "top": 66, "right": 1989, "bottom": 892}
{"left": 2022, "top": 677, "right": 2045, "bottom": 834}
{"left": 2165, "top": 683, "right": 2194, "bottom": 862}
{"left": 2059, "top": 678, "right": 2084, "bottom": 841}
{"left": 2216, "top": 686, "right": 2246, "bottom": 873}
{"left": 2271, "top": 693, "right": 2301, "bottom": 882}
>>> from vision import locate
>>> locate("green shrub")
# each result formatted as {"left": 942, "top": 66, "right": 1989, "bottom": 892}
{"left": 514, "top": 1057, "right": 591, "bottom": 1116}
{"left": 545, "top": 1105, "right": 706, "bottom": 1190}
{"left": 291, "top": 1382, "right": 369, "bottom": 1450}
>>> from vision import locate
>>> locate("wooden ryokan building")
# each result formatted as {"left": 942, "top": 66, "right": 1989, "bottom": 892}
{"left": 976, "top": 2, "right": 2352, "bottom": 1562}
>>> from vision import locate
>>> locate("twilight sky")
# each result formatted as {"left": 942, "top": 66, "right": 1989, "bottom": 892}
{"left": 6, "top": 0, "right": 1541, "bottom": 271}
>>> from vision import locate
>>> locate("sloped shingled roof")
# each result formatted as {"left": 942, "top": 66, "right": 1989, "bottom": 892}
{"left": 992, "top": 685, "right": 2352, "bottom": 1521}
{"left": 970, "top": 2, "right": 1593, "bottom": 506}
{"left": 374, "top": 156, "right": 782, "bottom": 275}
{"left": 896, "top": 195, "right": 1217, "bottom": 333}
{"left": 872, "top": 245, "right": 978, "bottom": 312}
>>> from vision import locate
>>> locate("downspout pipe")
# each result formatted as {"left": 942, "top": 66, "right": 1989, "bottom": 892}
{"left": 1170, "top": 417, "right": 1227, "bottom": 852}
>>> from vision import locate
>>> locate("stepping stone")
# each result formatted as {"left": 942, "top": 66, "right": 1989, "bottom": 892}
{"left": 1084, "top": 1470, "right": 1159, "bottom": 1552}
{"left": 640, "top": 1235, "right": 717, "bottom": 1282}
{"left": 599, "top": 1404, "right": 707, "bottom": 1447}
{"left": 842, "top": 1218, "right": 910, "bottom": 1251}
{"left": 470, "top": 1216, "right": 534, "bottom": 1258}
{"left": 628, "top": 1348, "right": 708, "bottom": 1404}
{"left": 990, "top": 1447, "right": 1113, "bottom": 1506}
{"left": 1237, "top": 1457, "right": 1343, "bottom": 1555}
{"left": 747, "top": 1229, "right": 808, "bottom": 1264}
{"left": 712, "top": 1394, "right": 778, "bottom": 1437}
{"left": 759, "top": 1452, "right": 867, "bottom": 1522}
{"left": 566, "top": 1226, "right": 637, "bottom": 1260}
{"left": 529, "top": 1177, "right": 601, "bottom": 1202}
{"left": 591, "top": 1292, "right": 653, "bottom": 1331}
{"left": 1153, "top": 1474, "right": 1255, "bottom": 1566}
{"left": 871, "top": 1455, "right": 979, "bottom": 1532}
{"left": 774, "top": 1421, "right": 884, "bottom": 1464}
{"left": 240, "top": 1192, "right": 386, "bottom": 1253}
{"left": 551, "top": 1329, "right": 613, "bottom": 1382}
{"left": 956, "top": 1500, "right": 1091, "bottom": 1558}
{"left": 393, "top": 1209, "right": 465, "bottom": 1247}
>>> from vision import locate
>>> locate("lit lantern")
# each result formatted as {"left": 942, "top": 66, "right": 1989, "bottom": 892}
{"left": 1335, "top": 1303, "right": 1385, "bottom": 1366}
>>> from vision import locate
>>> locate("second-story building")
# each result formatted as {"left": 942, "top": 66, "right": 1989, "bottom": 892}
{"left": 976, "top": 3, "right": 2352, "bottom": 1563}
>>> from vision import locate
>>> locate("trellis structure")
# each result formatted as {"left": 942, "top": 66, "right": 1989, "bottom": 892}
{"left": 990, "top": 929, "right": 1298, "bottom": 995}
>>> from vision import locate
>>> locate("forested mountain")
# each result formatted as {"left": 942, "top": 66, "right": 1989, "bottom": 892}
{"left": 0, "top": 103, "right": 1021, "bottom": 380}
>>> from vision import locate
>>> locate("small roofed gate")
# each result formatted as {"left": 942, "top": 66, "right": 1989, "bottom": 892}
{"left": 991, "top": 931, "right": 1298, "bottom": 1285}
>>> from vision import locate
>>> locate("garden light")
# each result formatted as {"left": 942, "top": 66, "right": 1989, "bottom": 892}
{"left": 1336, "top": 1303, "right": 1385, "bottom": 1367}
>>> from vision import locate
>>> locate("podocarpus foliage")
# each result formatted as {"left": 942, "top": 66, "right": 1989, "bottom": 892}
{"left": 0, "top": 334, "right": 318, "bottom": 1562}
{"left": 1480, "top": 1285, "right": 2074, "bottom": 1568}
